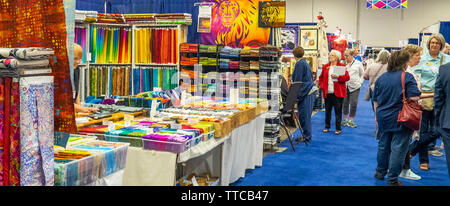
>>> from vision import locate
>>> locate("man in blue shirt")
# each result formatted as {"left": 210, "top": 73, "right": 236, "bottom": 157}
{"left": 291, "top": 46, "right": 316, "bottom": 142}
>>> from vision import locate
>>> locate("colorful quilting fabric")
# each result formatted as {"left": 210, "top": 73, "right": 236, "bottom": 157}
{"left": 366, "top": 0, "right": 407, "bottom": 9}
{"left": 135, "top": 28, "right": 178, "bottom": 64}
{"left": 0, "top": 0, "right": 76, "bottom": 134}
{"left": 0, "top": 79, "right": 4, "bottom": 186}
{"left": 9, "top": 79, "right": 20, "bottom": 186}
{"left": 3, "top": 77, "right": 11, "bottom": 186}
{"left": 19, "top": 76, "right": 54, "bottom": 186}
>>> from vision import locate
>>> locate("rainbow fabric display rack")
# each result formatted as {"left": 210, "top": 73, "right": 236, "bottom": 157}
{"left": 74, "top": 11, "right": 189, "bottom": 104}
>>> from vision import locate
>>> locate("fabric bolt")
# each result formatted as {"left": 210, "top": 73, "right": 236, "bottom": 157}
{"left": 19, "top": 76, "right": 54, "bottom": 186}
{"left": 0, "top": 79, "right": 4, "bottom": 186}
{"left": 0, "top": 48, "right": 54, "bottom": 60}
{"left": 2, "top": 78, "right": 12, "bottom": 186}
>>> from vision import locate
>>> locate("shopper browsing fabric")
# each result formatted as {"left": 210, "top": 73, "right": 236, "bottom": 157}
{"left": 398, "top": 44, "right": 423, "bottom": 180}
{"left": 342, "top": 49, "right": 364, "bottom": 128}
{"left": 409, "top": 33, "right": 450, "bottom": 171}
{"left": 73, "top": 43, "right": 99, "bottom": 113}
{"left": 291, "top": 46, "right": 316, "bottom": 142}
{"left": 364, "top": 49, "right": 390, "bottom": 111}
{"left": 317, "top": 50, "right": 350, "bottom": 135}
{"left": 372, "top": 50, "right": 421, "bottom": 186}
{"left": 434, "top": 61, "right": 450, "bottom": 177}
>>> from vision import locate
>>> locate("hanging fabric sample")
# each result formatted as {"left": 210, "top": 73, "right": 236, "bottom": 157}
{"left": 201, "top": 0, "right": 270, "bottom": 48}
{"left": 90, "top": 26, "right": 131, "bottom": 64}
{"left": 0, "top": 0, "right": 76, "bottom": 134}
{"left": 74, "top": 27, "right": 87, "bottom": 64}
{"left": 19, "top": 76, "right": 54, "bottom": 186}
{"left": 9, "top": 79, "right": 20, "bottom": 186}
{"left": 135, "top": 27, "right": 179, "bottom": 64}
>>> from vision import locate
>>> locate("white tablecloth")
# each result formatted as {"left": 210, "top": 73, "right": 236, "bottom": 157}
{"left": 221, "top": 115, "right": 265, "bottom": 185}
{"left": 121, "top": 114, "right": 265, "bottom": 186}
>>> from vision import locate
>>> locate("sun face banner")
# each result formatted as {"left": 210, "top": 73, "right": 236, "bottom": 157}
{"left": 201, "top": 0, "right": 270, "bottom": 48}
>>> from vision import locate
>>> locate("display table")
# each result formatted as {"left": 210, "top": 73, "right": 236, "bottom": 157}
{"left": 122, "top": 114, "right": 265, "bottom": 186}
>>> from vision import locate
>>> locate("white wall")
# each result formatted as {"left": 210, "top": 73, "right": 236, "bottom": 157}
{"left": 286, "top": 0, "right": 450, "bottom": 47}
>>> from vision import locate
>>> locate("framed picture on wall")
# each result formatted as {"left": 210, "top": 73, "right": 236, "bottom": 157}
{"left": 280, "top": 26, "right": 298, "bottom": 54}
{"left": 299, "top": 26, "right": 318, "bottom": 51}
{"left": 258, "top": 1, "right": 286, "bottom": 28}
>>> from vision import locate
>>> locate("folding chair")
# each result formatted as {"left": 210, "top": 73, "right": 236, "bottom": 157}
{"left": 280, "top": 81, "right": 307, "bottom": 152}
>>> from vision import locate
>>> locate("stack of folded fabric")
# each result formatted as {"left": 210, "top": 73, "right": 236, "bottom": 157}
{"left": 180, "top": 43, "right": 198, "bottom": 53}
{"left": 219, "top": 58, "right": 230, "bottom": 69}
{"left": 239, "top": 61, "right": 250, "bottom": 70}
{"left": 0, "top": 47, "right": 54, "bottom": 75}
{"left": 249, "top": 61, "right": 260, "bottom": 70}
{"left": 181, "top": 56, "right": 198, "bottom": 65}
{"left": 220, "top": 46, "right": 232, "bottom": 58}
{"left": 229, "top": 61, "right": 239, "bottom": 69}
{"left": 249, "top": 47, "right": 260, "bottom": 57}
{"left": 199, "top": 57, "right": 217, "bottom": 66}
{"left": 230, "top": 48, "right": 241, "bottom": 58}
{"left": 75, "top": 10, "right": 98, "bottom": 22}
{"left": 199, "top": 44, "right": 217, "bottom": 53}
{"left": 97, "top": 13, "right": 125, "bottom": 24}
{"left": 259, "top": 46, "right": 282, "bottom": 58}
{"left": 259, "top": 60, "right": 281, "bottom": 70}
{"left": 155, "top": 13, "right": 192, "bottom": 25}
{"left": 124, "top": 13, "right": 156, "bottom": 24}
{"left": 240, "top": 47, "right": 251, "bottom": 57}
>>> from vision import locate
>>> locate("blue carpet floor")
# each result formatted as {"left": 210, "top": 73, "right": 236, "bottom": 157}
{"left": 231, "top": 81, "right": 450, "bottom": 186}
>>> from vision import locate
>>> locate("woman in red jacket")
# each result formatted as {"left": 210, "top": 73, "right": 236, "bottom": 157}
{"left": 318, "top": 50, "right": 350, "bottom": 135}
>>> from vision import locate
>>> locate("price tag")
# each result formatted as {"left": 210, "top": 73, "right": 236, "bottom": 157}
{"left": 154, "top": 87, "right": 162, "bottom": 92}
{"left": 150, "top": 99, "right": 160, "bottom": 118}
{"left": 172, "top": 124, "right": 182, "bottom": 130}
{"left": 145, "top": 128, "right": 154, "bottom": 135}
{"left": 124, "top": 114, "right": 134, "bottom": 122}
{"left": 230, "top": 88, "right": 239, "bottom": 104}
{"left": 87, "top": 53, "right": 92, "bottom": 62}
{"left": 108, "top": 122, "right": 115, "bottom": 131}
{"left": 188, "top": 118, "right": 199, "bottom": 124}
{"left": 124, "top": 120, "right": 131, "bottom": 127}
{"left": 102, "top": 120, "right": 109, "bottom": 125}
{"left": 180, "top": 90, "right": 186, "bottom": 106}
{"left": 191, "top": 176, "right": 199, "bottom": 186}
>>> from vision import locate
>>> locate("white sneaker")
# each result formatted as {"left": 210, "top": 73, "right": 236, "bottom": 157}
{"left": 429, "top": 149, "right": 444, "bottom": 157}
{"left": 399, "top": 169, "right": 421, "bottom": 180}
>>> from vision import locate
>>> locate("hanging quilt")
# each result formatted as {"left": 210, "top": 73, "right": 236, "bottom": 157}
{"left": 201, "top": 0, "right": 270, "bottom": 48}
{"left": 20, "top": 76, "right": 54, "bottom": 186}
{"left": 367, "top": 0, "right": 408, "bottom": 9}
{"left": 0, "top": 0, "right": 76, "bottom": 133}
{"left": 258, "top": 1, "right": 286, "bottom": 28}
{"left": 280, "top": 26, "right": 298, "bottom": 54}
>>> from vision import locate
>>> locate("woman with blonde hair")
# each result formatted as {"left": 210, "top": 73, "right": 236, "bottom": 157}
{"left": 409, "top": 33, "right": 450, "bottom": 171}
{"left": 342, "top": 49, "right": 364, "bottom": 128}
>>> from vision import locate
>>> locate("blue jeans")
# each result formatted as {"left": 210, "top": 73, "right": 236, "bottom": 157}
{"left": 298, "top": 91, "right": 316, "bottom": 139}
{"left": 437, "top": 128, "right": 450, "bottom": 178}
{"left": 410, "top": 110, "right": 440, "bottom": 163}
{"left": 376, "top": 129, "right": 412, "bottom": 184}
